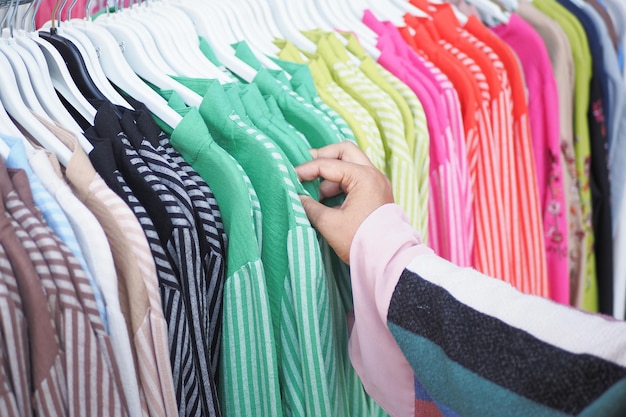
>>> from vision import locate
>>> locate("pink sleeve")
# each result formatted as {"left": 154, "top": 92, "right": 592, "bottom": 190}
{"left": 348, "top": 203, "right": 434, "bottom": 417}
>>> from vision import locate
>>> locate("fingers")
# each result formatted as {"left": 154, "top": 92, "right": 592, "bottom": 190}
{"left": 309, "top": 142, "right": 374, "bottom": 167}
{"left": 299, "top": 195, "right": 351, "bottom": 263}
{"left": 295, "top": 158, "right": 353, "bottom": 187}
{"left": 299, "top": 195, "right": 339, "bottom": 234}
{"left": 319, "top": 179, "right": 344, "bottom": 200}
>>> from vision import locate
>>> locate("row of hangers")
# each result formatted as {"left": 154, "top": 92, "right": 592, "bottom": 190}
{"left": 0, "top": 0, "right": 520, "bottom": 170}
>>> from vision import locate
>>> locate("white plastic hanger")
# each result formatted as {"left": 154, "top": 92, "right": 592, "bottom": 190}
{"left": 232, "top": 0, "right": 296, "bottom": 65}
{"left": 0, "top": 99, "right": 25, "bottom": 144}
{"left": 265, "top": 0, "right": 317, "bottom": 53}
{"left": 176, "top": 0, "right": 257, "bottom": 82}
{"left": 0, "top": 41, "right": 53, "bottom": 121}
{"left": 124, "top": 2, "right": 203, "bottom": 78}
{"left": 316, "top": 0, "right": 381, "bottom": 59}
{"left": 9, "top": 39, "right": 85, "bottom": 132}
{"left": 46, "top": 0, "right": 134, "bottom": 109}
{"left": 240, "top": 0, "right": 283, "bottom": 43}
{"left": 95, "top": 9, "right": 203, "bottom": 107}
{"left": 31, "top": 34, "right": 99, "bottom": 121}
{"left": 496, "top": 0, "right": 519, "bottom": 11}
{"left": 150, "top": 2, "right": 234, "bottom": 82}
{"left": 0, "top": 52, "right": 72, "bottom": 165}
{"left": 8, "top": 5, "right": 86, "bottom": 134}
{"left": 72, "top": 15, "right": 183, "bottom": 128}
{"left": 217, "top": 1, "right": 285, "bottom": 72}
{"left": 291, "top": 0, "right": 320, "bottom": 31}
{"left": 25, "top": 0, "right": 97, "bottom": 125}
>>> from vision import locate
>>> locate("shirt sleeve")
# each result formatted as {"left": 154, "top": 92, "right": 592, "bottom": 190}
{"left": 350, "top": 204, "right": 626, "bottom": 416}
{"left": 349, "top": 203, "right": 433, "bottom": 417}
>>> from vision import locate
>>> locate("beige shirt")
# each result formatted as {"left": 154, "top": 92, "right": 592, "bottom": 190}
{"left": 52, "top": 125, "right": 178, "bottom": 417}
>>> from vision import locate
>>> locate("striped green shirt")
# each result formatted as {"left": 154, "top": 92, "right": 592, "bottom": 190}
{"left": 158, "top": 97, "right": 280, "bottom": 416}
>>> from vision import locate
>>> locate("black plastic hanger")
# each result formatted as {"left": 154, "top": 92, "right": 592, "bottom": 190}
{"left": 38, "top": 28, "right": 108, "bottom": 102}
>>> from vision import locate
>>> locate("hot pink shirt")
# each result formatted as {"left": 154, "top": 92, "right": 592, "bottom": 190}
{"left": 492, "top": 14, "right": 569, "bottom": 304}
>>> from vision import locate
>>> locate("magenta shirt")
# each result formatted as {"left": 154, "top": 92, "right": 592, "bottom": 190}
{"left": 492, "top": 14, "right": 569, "bottom": 305}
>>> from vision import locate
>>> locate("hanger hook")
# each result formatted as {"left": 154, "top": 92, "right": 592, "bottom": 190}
{"left": 85, "top": 0, "right": 93, "bottom": 20}
{"left": 8, "top": 0, "right": 21, "bottom": 36}
{"left": 21, "top": 0, "right": 35, "bottom": 31}
{"left": 66, "top": 0, "right": 78, "bottom": 21}
{"left": 0, "top": 0, "right": 15, "bottom": 30}
{"left": 30, "top": 0, "right": 42, "bottom": 30}
{"left": 54, "top": 0, "right": 70, "bottom": 27}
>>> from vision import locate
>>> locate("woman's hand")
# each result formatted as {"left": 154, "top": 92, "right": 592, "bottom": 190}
{"left": 295, "top": 142, "right": 394, "bottom": 264}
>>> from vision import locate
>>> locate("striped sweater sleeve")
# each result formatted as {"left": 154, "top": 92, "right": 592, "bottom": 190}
{"left": 350, "top": 204, "right": 626, "bottom": 417}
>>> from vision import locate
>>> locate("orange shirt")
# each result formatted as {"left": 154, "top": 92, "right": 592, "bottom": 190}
{"left": 465, "top": 15, "right": 549, "bottom": 297}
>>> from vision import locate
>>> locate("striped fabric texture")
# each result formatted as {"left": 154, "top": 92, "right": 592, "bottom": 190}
{"left": 464, "top": 16, "right": 550, "bottom": 299}
{"left": 314, "top": 33, "right": 423, "bottom": 235}
{"left": 0, "top": 242, "right": 30, "bottom": 417}
{"left": 187, "top": 78, "right": 385, "bottom": 417}
{"left": 0, "top": 163, "right": 129, "bottom": 417}
{"left": 354, "top": 49, "right": 431, "bottom": 241}
{"left": 26, "top": 121, "right": 144, "bottom": 417}
{"left": 112, "top": 128, "right": 221, "bottom": 417}
{"left": 103, "top": 164, "right": 199, "bottom": 417}
{"left": 389, "top": 255, "right": 626, "bottom": 417}
{"left": 166, "top": 107, "right": 282, "bottom": 417}
{"left": 60, "top": 134, "right": 179, "bottom": 417}
{"left": 119, "top": 109, "right": 226, "bottom": 381}
{"left": 1, "top": 136, "right": 109, "bottom": 330}
{"left": 351, "top": 203, "right": 626, "bottom": 417}
{"left": 281, "top": 47, "right": 387, "bottom": 172}
{"left": 0, "top": 326, "right": 20, "bottom": 417}
{"left": 0, "top": 206, "right": 68, "bottom": 417}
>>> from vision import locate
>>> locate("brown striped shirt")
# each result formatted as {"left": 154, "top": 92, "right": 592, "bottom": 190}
{"left": 0, "top": 179, "right": 66, "bottom": 417}
{"left": 0, "top": 339, "right": 20, "bottom": 417}
{"left": 0, "top": 161, "right": 130, "bottom": 417}
{"left": 0, "top": 243, "right": 28, "bottom": 417}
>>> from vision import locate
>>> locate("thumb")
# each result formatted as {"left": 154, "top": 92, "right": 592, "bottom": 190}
{"left": 299, "top": 195, "right": 338, "bottom": 233}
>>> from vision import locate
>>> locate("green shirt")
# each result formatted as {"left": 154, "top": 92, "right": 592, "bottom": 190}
{"left": 231, "top": 41, "right": 346, "bottom": 148}
{"left": 163, "top": 100, "right": 281, "bottom": 416}
{"left": 270, "top": 54, "right": 359, "bottom": 143}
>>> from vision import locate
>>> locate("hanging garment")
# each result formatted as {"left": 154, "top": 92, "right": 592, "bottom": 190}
{"left": 0, "top": 135, "right": 108, "bottom": 327}
{"left": 0, "top": 252, "right": 25, "bottom": 417}
{"left": 491, "top": 14, "right": 570, "bottom": 304}
{"left": 86, "top": 102, "right": 221, "bottom": 417}
{"left": 28, "top": 141, "right": 142, "bottom": 417}
{"left": 161, "top": 101, "right": 282, "bottom": 417}
{"left": 369, "top": 17, "right": 473, "bottom": 268}
{"left": 464, "top": 13, "right": 549, "bottom": 299}
{"left": 554, "top": 0, "right": 613, "bottom": 315}
{"left": 0, "top": 154, "right": 130, "bottom": 417}
{"left": 0, "top": 187, "right": 65, "bottom": 417}
{"left": 534, "top": 0, "right": 598, "bottom": 310}
{"left": 516, "top": 0, "right": 586, "bottom": 310}
{"left": 343, "top": 32, "right": 431, "bottom": 241}
{"left": 54, "top": 130, "right": 179, "bottom": 417}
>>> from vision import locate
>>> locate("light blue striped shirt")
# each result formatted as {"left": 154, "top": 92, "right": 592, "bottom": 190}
{"left": 1, "top": 135, "right": 108, "bottom": 331}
